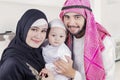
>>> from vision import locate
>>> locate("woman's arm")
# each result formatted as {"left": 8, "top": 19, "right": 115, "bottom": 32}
{"left": 0, "top": 58, "right": 23, "bottom": 80}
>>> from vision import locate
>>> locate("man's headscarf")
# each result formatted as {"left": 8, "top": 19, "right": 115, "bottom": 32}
{"left": 60, "top": 0, "right": 110, "bottom": 80}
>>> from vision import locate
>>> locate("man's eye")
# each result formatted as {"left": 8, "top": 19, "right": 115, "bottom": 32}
{"left": 64, "top": 15, "right": 69, "bottom": 19}
{"left": 75, "top": 16, "right": 80, "bottom": 19}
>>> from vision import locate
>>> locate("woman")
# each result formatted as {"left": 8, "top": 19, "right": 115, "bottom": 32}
{"left": 0, "top": 9, "right": 49, "bottom": 80}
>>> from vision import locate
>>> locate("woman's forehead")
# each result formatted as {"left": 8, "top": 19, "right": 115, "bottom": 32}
{"left": 31, "top": 19, "right": 48, "bottom": 27}
{"left": 31, "top": 24, "right": 48, "bottom": 29}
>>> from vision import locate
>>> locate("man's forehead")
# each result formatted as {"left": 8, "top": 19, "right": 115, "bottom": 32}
{"left": 64, "top": 12, "right": 81, "bottom": 16}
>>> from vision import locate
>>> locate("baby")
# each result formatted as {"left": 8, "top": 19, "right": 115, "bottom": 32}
{"left": 42, "top": 19, "right": 71, "bottom": 80}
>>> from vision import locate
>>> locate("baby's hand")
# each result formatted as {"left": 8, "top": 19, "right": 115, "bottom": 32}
{"left": 39, "top": 68, "right": 48, "bottom": 78}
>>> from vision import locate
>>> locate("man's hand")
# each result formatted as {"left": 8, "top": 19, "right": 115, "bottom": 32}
{"left": 54, "top": 56, "right": 76, "bottom": 78}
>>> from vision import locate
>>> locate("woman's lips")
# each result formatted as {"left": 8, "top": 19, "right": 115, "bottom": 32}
{"left": 31, "top": 39, "right": 41, "bottom": 44}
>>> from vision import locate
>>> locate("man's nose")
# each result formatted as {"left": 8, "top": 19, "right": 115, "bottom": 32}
{"left": 68, "top": 18, "right": 76, "bottom": 26}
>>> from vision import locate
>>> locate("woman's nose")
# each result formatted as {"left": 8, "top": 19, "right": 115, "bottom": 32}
{"left": 36, "top": 31, "right": 42, "bottom": 38}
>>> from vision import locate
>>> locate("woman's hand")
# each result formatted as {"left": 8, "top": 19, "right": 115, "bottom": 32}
{"left": 54, "top": 56, "right": 76, "bottom": 78}
{"left": 39, "top": 68, "right": 54, "bottom": 80}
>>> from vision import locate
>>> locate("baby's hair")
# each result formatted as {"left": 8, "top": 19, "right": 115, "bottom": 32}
{"left": 46, "top": 23, "right": 68, "bottom": 39}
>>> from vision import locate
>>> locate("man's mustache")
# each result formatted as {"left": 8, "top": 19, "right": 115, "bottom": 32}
{"left": 67, "top": 26, "right": 79, "bottom": 28}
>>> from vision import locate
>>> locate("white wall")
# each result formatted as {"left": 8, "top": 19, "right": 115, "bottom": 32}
{"left": 0, "top": 0, "right": 98, "bottom": 33}
{"left": 92, "top": 0, "right": 102, "bottom": 23}
{"left": 0, "top": 1, "right": 62, "bottom": 33}
{"left": 0, "top": 0, "right": 120, "bottom": 40}
{"left": 101, "top": 0, "right": 120, "bottom": 39}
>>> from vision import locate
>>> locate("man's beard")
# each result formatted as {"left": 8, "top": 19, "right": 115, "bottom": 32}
{"left": 68, "top": 24, "right": 86, "bottom": 38}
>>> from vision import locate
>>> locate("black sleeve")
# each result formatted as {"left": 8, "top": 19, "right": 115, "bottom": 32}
{"left": 0, "top": 58, "right": 23, "bottom": 80}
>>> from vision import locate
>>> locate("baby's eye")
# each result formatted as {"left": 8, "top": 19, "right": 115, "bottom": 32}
{"left": 52, "top": 34, "right": 56, "bottom": 37}
{"left": 60, "top": 35, "right": 64, "bottom": 38}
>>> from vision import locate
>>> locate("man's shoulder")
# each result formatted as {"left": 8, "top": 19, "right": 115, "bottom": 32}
{"left": 103, "top": 36, "right": 115, "bottom": 47}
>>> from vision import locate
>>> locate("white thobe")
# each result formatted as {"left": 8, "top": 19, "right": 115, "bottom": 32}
{"left": 73, "top": 36, "right": 116, "bottom": 80}
{"left": 42, "top": 43, "right": 71, "bottom": 80}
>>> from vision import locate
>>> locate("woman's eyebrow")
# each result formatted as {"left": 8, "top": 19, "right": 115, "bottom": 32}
{"left": 31, "top": 26, "right": 39, "bottom": 28}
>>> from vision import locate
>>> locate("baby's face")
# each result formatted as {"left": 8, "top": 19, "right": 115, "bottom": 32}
{"left": 48, "top": 27, "right": 66, "bottom": 47}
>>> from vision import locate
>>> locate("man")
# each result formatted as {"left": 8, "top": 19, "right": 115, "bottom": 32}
{"left": 54, "top": 0, "right": 115, "bottom": 80}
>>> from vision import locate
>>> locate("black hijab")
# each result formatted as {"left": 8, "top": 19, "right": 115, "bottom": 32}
{"left": 0, "top": 9, "right": 48, "bottom": 71}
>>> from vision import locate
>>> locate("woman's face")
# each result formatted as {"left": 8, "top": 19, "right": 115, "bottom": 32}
{"left": 26, "top": 24, "right": 48, "bottom": 48}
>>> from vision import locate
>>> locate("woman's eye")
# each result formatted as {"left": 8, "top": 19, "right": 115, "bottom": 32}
{"left": 41, "top": 30, "right": 47, "bottom": 33}
{"left": 31, "top": 28, "right": 37, "bottom": 31}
